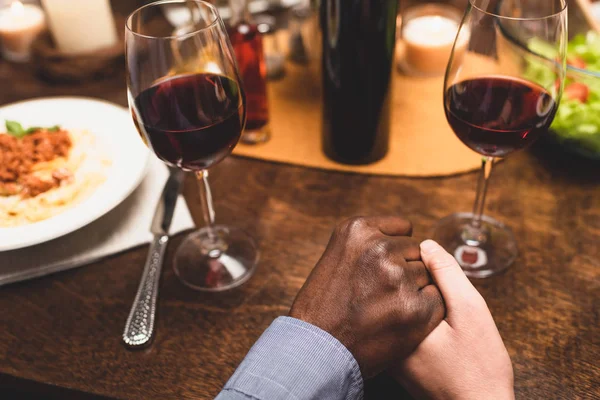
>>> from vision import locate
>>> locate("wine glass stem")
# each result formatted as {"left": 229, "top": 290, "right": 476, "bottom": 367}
{"left": 464, "top": 157, "right": 495, "bottom": 246}
{"left": 195, "top": 170, "right": 223, "bottom": 256}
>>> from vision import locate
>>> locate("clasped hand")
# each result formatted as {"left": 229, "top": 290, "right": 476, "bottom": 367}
{"left": 291, "top": 216, "right": 514, "bottom": 399}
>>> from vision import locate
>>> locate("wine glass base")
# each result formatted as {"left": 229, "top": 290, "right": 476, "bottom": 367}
{"left": 432, "top": 212, "right": 518, "bottom": 278}
{"left": 173, "top": 225, "right": 258, "bottom": 292}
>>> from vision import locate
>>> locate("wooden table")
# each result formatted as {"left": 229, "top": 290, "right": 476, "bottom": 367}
{"left": 1, "top": 21, "right": 600, "bottom": 400}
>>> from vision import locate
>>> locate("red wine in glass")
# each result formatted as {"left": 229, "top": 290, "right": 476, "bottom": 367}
{"left": 132, "top": 73, "right": 244, "bottom": 171}
{"left": 445, "top": 77, "right": 557, "bottom": 157}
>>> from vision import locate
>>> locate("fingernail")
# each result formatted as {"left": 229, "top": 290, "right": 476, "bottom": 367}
{"left": 420, "top": 240, "right": 440, "bottom": 255}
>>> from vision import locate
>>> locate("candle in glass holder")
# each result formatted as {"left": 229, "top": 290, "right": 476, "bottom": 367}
{"left": 41, "top": 0, "right": 117, "bottom": 54}
{"left": 399, "top": 4, "right": 469, "bottom": 76}
{"left": 0, "top": 1, "right": 46, "bottom": 62}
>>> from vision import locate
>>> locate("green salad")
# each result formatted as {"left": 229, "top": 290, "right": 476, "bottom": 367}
{"left": 526, "top": 32, "right": 600, "bottom": 154}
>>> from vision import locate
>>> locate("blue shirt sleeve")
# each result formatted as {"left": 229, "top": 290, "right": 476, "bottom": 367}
{"left": 215, "top": 316, "right": 364, "bottom": 400}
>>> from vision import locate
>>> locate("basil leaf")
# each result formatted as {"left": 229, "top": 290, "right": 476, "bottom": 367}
{"left": 6, "top": 120, "right": 25, "bottom": 137}
{"left": 25, "top": 126, "right": 43, "bottom": 133}
{"left": 27, "top": 125, "right": 60, "bottom": 133}
{"left": 4, "top": 121, "right": 61, "bottom": 138}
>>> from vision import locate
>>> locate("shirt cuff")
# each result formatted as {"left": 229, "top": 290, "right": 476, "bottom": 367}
{"left": 222, "top": 316, "right": 364, "bottom": 400}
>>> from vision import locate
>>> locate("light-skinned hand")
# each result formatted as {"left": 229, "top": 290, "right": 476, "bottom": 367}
{"left": 392, "top": 239, "right": 514, "bottom": 400}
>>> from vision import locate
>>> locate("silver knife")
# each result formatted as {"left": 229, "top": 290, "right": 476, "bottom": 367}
{"left": 122, "top": 166, "right": 185, "bottom": 348}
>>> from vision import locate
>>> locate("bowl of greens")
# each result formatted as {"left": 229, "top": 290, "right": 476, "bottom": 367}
{"left": 495, "top": 0, "right": 600, "bottom": 160}
{"left": 531, "top": 32, "right": 600, "bottom": 159}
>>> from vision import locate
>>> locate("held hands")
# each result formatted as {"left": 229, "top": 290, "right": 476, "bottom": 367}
{"left": 290, "top": 216, "right": 445, "bottom": 378}
{"left": 289, "top": 216, "right": 514, "bottom": 398}
{"left": 392, "top": 240, "right": 515, "bottom": 400}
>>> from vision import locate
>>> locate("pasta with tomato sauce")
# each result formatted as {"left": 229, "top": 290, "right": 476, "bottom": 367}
{"left": 0, "top": 128, "right": 110, "bottom": 227}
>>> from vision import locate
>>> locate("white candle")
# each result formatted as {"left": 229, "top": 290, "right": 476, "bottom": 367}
{"left": 0, "top": 1, "right": 46, "bottom": 62}
{"left": 591, "top": 1, "right": 600, "bottom": 22}
{"left": 400, "top": 9, "right": 469, "bottom": 76}
{"left": 41, "top": 0, "right": 117, "bottom": 54}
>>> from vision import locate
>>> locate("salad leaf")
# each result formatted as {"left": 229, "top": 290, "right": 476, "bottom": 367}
{"left": 568, "top": 32, "right": 600, "bottom": 72}
{"left": 524, "top": 38, "right": 560, "bottom": 89}
{"left": 551, "top": 98, "right": 600, "bottom": 153}
{"left": 528, "top": 37, "right": 559, "bottom": 60}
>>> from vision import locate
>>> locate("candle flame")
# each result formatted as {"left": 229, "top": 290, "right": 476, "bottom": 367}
{"left": 10, "top": 0, "right": 25, "bottom": 15}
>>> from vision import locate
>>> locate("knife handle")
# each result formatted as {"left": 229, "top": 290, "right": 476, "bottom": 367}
{"left": 122, "top": 235, "right": 169, "bottom": 348}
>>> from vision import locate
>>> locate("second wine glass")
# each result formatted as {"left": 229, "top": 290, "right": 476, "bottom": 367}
{"left": 435, "top": 0, "right": 567, "bottom": 278}
{"left": 126, "top": 0, "right": 258, "bottom": 291}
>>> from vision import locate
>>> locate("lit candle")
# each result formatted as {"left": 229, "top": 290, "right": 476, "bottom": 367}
{"left": 591, "top": 1, "right": 600, "bottom": 22}
{"left": 41, "top": 0, "right": 117, "bottom": 54}
{"left": 399, "top": 5, "right": 469, "bottom": 76}
{"left": 0, "top": 1, "right": 46, "bottom": 62}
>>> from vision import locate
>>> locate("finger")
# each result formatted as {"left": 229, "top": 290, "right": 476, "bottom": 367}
{"left": 385, "top": 236, "right": 421, "bottom": 262}
{"left": 406, "top": 261, "right": 433, "bottom": 290}
{"left": 365, "top": 216, "right": 413, "bottom": 237}
{"left": 415, "top": 284, "right": 446, "bottom": 330}
{"left": 420, "top": 240, "right": 480, "bottom": 312}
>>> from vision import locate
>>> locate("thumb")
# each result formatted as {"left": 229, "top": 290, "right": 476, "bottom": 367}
{"left": 420, "top": 240, "right": 482, "bottom": 314}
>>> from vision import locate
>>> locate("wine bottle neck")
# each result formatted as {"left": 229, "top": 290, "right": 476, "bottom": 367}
{"left": 229, "top": 0, "right": 252, "bottom": 26}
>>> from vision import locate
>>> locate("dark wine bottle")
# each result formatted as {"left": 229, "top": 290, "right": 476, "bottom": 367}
{"left": 321, "top": 0, "right": 398, "bottom": 165}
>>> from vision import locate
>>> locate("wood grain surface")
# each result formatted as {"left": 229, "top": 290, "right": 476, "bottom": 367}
{"left": 1, "top": 1, "right": 599, "bottom": 399}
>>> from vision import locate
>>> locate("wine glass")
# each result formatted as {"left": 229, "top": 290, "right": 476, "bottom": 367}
{"left": 435, "top": 0, "right": 567, "bottom": 278}
{"left": 125, "top": 0, "right": 258, "bottom": 291}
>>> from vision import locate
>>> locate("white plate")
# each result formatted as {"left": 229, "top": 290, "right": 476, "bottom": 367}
{"left": 0, "top": 97, "right": 149, "bottom": 251}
